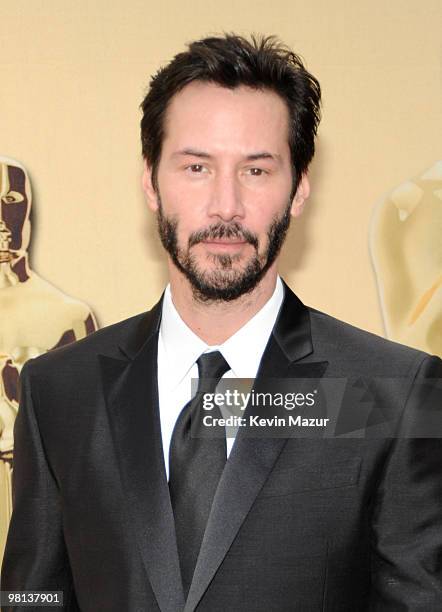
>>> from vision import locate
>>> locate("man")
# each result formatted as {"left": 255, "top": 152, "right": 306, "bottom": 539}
{"left": 2, "top": 34, "right": 442, "bottom": 611}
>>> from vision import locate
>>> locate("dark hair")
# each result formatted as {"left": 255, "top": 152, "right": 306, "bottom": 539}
{"left": 140, "top": 33, "right": 321, "bottom": 193}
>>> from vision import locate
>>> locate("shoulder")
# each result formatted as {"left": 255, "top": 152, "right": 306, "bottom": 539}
{"left": 307, "top": 306, "right": 433, "bottom": 376}
{"left": 23, "top": 310, "right": 150, "bottom": 379}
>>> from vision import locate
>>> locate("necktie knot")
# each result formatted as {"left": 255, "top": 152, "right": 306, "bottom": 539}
{"left": 196, "top": 351, "right": 230, "bottom": 394}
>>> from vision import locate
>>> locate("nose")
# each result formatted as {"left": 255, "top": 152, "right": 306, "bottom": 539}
{"left": 206, "top": 170, "right": 245, "bottom": 221}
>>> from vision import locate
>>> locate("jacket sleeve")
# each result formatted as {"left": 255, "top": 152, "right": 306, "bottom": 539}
{"left": 370, "top": 355, "right": 442, "bottom": 611}
{"left": 0, "top": 360, "right": 79, "bottom": 611}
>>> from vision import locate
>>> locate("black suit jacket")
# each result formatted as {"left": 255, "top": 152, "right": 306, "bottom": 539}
{"left": 2, "top": 281, "right": 442, "bottom": 611}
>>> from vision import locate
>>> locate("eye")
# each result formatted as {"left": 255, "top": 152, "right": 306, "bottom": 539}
{"left": 2, "top": 191, "right": 24, "bottom": 204}
{"left": 187, "top": 164, "right": 206, "bottom": 173}
{"left": 247, "top": 168, "right": 266, "bottom": 176}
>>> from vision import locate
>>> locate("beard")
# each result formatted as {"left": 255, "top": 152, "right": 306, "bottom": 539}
{"left": 156, "top": 197, "right": 292, "bottom": 302}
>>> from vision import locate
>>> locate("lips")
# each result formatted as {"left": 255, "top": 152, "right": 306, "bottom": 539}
{"left": 201, "top": 239, "right": 249, "bottom": 251}
{"left": 202, "top": 239, "right": 247, "bottom": 245}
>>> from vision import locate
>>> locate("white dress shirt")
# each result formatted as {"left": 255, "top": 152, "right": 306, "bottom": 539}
{"left": 157, "top": 276, "right": 285, "bottom": 480}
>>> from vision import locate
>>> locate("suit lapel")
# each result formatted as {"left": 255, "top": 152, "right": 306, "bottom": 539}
{"left": 184, "top": 282, "right": 328, "bottom": 612}
{"left": 99, "top": 299, "right": 185, "bottom": 612}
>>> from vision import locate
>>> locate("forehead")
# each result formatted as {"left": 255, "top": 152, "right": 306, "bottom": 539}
{"left": 0, "top": 163, "right": 27, "bottom": 195}
{"left": 162, "top": 81, "right": 290, "bottom": 155}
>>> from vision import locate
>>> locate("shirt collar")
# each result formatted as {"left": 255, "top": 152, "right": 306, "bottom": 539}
{"left": 159, "top": 287, "right": 208, "bottom": 388}
{"left": 159, "top": 276, "right": 285, "bottom": 388}
{"left": 219, "top": 277, "right": 284, "bottom": 378}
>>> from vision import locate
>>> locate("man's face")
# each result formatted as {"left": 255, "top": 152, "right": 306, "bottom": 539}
{"left": 143, "top": 82, "right": 308, "bottom": 301}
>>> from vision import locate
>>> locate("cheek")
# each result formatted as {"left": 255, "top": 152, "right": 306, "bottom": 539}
{"left": 160, "top": 185, "right": 205, "bottom": 231}
{"left": 243, "top": 201, "right": 286, "bottom": 234}
{"left": 1, "top": 201, "right": 29, "bottom": 250}
{"left": 244, "top": 179, "right": 291, "bottom": 216}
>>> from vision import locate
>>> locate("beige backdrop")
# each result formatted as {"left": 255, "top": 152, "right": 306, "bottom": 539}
{"left": 1, "top": 0, "right": 441, "bottom": 337}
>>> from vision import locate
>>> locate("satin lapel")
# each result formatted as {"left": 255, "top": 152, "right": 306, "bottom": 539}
{"left": 99, "top": 304, "right": 185, "bottom": 612}
{"left": 185, "top": 284, "right": 328, "bottom": 612}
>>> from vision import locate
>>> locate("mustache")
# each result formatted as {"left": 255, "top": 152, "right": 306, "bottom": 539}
{"left": 188, "top": 222, "right": 259, "bottom": 249}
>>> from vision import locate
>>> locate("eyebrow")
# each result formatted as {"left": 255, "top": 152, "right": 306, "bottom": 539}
{"left": 171, "top": 148, "right": 281, "bottom": 162}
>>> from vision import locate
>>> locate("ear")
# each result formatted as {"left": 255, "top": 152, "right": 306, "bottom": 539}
{"left": 142, "top": 161, "right": 160, "bottom": 212}
{"left": 290, "top": 173, "right": 310, "bottom": 218}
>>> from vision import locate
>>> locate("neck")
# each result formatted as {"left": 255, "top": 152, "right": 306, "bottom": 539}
{"left": 11, "top": 252, "right": 31, "bottom": 282}
{"left": 168, "top": 263, "right": 279, "bottom": 345}
{"left": 0, "top": 252, "right": 30, "bottom": 288}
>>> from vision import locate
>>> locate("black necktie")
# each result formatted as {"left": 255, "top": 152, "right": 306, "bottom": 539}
{"left": 168, "top": 351, "right": 230, "bottom": 597}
